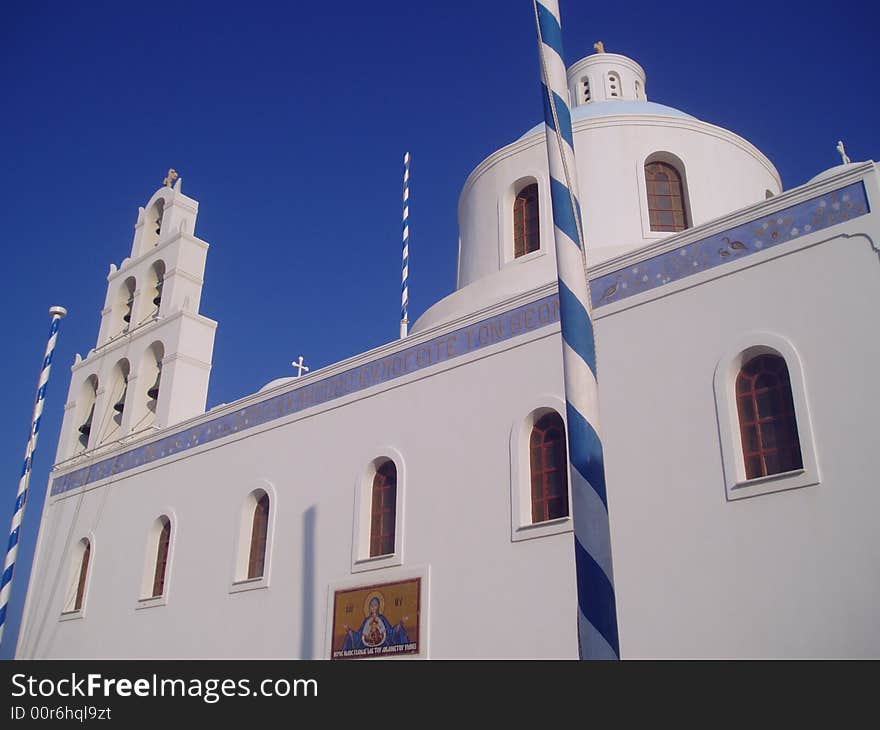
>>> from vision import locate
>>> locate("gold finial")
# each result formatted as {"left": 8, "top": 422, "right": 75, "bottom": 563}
{"left": 593, "top": 41, "right": 605, "bottom": 53}
{"left": 163, "top": 168, "right": 179, "bottom": 187}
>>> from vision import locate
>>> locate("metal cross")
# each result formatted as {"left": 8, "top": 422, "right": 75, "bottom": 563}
{"left": 291, "top": 355, "right": 310, "bottom": 378}
{"left": 836, "top": 140, "right": 851, "bottom": 165}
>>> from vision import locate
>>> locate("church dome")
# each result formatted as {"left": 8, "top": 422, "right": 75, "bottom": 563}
{"left": 413, "top": 48, "right": 782, "bottom": 334}
{"left": 807, "top": 161, "right": 863, "bottom": 184}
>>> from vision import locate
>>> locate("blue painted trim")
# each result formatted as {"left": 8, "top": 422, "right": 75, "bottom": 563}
{"left": 50, "top": 181, "right": 870, "bottom": 498}
{"left": 536, "top": 2, "right": 564, "bottom": 59}
{"left": 566, "top": 403, "right": 607, "bottom": 510}
{"left": 550, "top": 177, "right": 582, "bottom": 251}
{"left": 558, "top": 279, "right": 597, "bottom": 375}
{"left": 541, "top": 85, "right": 574, "bottom": 150}
{"left": 575, "top": 537, "right": 620, "bottom": 657}
{"left": 51, "top": 295, "right": 563, "bottom": 496}
{"left": 592, "top": 181, "right": 870, "bottom": 308}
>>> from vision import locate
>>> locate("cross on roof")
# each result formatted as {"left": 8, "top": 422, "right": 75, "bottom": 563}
{"left": 291, "top": 355, "right": 310, "bottom": 378}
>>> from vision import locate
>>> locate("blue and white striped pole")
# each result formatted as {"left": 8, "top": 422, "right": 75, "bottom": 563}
{"left": 0, "top": 305, "right": 67, "bottom": 646}
{"left": 533, "top": 1, "right": 619, "bottom": 659}
{"left": 400, "top": 151, "right": 410, "bottom": 339}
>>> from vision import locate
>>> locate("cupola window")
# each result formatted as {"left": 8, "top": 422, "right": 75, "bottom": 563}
{"left": 607, "top": 71, "right": 621, "bottom": 98}
{"left": 581, "top": 77, "right": 591, "bottom": 103}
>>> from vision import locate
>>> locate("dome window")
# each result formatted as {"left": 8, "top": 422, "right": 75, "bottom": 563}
{"left": 645, "top": 161, "right": 689, "bottom": 232}
{"left": 513, "top": 183, "right": 540, "bottom": 258}
{"left": 581, "top": 77, "right": 591, "bottom": 103}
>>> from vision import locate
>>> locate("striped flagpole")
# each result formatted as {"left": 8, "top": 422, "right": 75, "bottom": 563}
{"left": 533, "top": 1, "right": 620, "bottom": 659}
{"left": 0, "top": 305, "right": 67, "bottom": 646}
{"left": 400, "top": 151, "right": 411, "bottom": 339}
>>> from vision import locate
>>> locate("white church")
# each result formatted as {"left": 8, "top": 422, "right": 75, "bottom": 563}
{"left": 16, "top": 43, "right": 880, "bottom": 659}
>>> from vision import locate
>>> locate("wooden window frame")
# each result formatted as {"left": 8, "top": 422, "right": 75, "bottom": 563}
{"left": 714, "top": 335, "right": 819, "bottom": 501}
{"left": 736, "top": 355, "right": 803, "bottom": 480}
{"left": 73, "top": 540, "right": 91, "bottom": 611}
{"left": 152, "top": 518, "right": 171, "bottom": 598}
{"left": 513, "top": 183, "right": 540, "bottom": 258}
{"left": 247, "top": 493, "right": 270, "bottom": 579}
{"left": 529, "top": 412, "right": 570, "bottom": 523}
{"left": 369, "top": 461, "right": 397, "bottom": 557}
{"left": 645, "top": 161, "right": 688, "bottom": 232}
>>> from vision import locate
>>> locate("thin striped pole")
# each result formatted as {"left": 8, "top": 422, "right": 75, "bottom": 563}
{"left": 400, "top": 151, "right": 410, "bottom": 339}
{"left": 533, "top": 1, "right": 620, "bottom": 659}
{"left": 0, "top": 305, "right": 67, "bottom": 646}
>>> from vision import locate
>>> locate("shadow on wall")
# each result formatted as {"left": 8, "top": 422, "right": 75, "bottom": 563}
{"left": 299, "top": 505, "right": 316, "bottom": 659}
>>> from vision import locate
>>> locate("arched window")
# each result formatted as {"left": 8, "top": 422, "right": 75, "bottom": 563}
{"left": 370, "top": 461, "right": 397, "bottom": 557}
{"left": 150, "top": 260, "right": 165, "bottom": 316}
{"left": 111, "top": 359, "right": 129, "bottom": 425}
{"left": 152, "top": 517, "right": 171, "bottom": 597}
{"left": 76, "top": 376, "right": 98, "bottom": 452}
{"left": 120, "top": 277, "right": 136, "bottom": 333}
{"left": 607, "top": 71, "right": 621, "bottom": 98}
{"left": 74, "top": 539, "right": 91, "bottom": 611}
{"left": 147, "top": 199, "right": 164, "bottom": 246}
{"left": 247, "top": 492, "right": 270, "bottom": 579}
{"left": 530, "top": 412, "right": 569, "bottom": 522}
{"left": 736, "top": 354, "right": 803, "bottom": 479}
{"left": 514, "top": 183, "right": 540, "bottom": 258}
{"left": 645, "top": 161, "right": 688, "bottom": 232}
{"left": 145, "top": 341, "right": 164, "bottom": 414}
{"left": 581, "top": 77, "right": 591, "bottom": 103}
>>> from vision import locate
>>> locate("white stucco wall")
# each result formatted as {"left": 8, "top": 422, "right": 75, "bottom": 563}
{"left": 18, "top": 161, "right": 879, "bottom": 659}
{"left": 597, "top": 171, "right": 880, "bottom": 657}
{"left": 19, "top": 300, "right": 580, "bottom": 659}
{"left": 457, "top": 114, "right": 781, "bottom": 289}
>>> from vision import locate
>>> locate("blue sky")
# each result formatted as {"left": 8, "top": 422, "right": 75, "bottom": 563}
{"left": 1, "top": 1, "right": 876, "bottom": 658}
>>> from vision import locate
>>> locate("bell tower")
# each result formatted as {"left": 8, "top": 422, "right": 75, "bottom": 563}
{"left": 55, "top": 172, "right": 218, "bottom": 462}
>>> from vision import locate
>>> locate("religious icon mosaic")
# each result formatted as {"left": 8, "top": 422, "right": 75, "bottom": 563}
{"left": 330, "top": 578, "right": 421, "bottom": 659}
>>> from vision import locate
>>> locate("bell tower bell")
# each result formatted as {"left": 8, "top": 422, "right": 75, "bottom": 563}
{"left": 56, "top": 172, "right": 218, "bottom": 462}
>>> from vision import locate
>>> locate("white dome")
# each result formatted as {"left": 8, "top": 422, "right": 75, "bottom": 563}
{"left": 413, "top": 50, "right": 782, "bottom": 334}
{"left": 519, "top": 100, "right": 695, "bottom": 140}
{"left": 807, "top": 162, "right": 863, "bottom": 184}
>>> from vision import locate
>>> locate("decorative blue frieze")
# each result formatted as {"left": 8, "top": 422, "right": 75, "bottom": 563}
{"left": 51, "top": 295, "right": 561, "bottom": 495}
{"left": 591, "top": 181, "right": 869, "bottom": 307}
{"left": 51, "top": 182, "right": 870, "bottom": 497}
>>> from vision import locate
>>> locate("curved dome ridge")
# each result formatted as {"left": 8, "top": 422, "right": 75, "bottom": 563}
{"left": 519, "top": 100, "right": 696, "bottom": 140}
